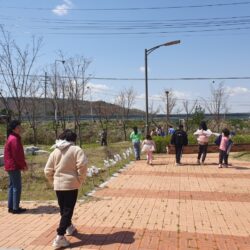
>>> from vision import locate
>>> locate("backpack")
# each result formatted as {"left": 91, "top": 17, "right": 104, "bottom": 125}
{"left": 226, "top": 139, "right": 233, "bottom": 154}
{"left": 214, "top": 135, "right": 222, "bottom": 146}
{"left": 175, "top": 131, "right": 185, "bottom": 145}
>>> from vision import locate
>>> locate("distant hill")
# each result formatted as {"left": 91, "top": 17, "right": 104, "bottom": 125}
{"left": 0, "top": 97, "right": 145, "bottom": 118}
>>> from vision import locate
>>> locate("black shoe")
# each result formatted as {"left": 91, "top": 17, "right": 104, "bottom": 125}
{"left": 12, "top": 207, "right": 27, "bottom": 214}
{"left": 8, "top": 208, "right": 13, "bottom": 213}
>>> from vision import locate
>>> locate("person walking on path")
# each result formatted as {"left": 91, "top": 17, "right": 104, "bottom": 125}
{"left": 44, "top": 129, "right": 88, "bottom": 249}
{"left": 100, "top": 129, "right": 107, "bottom": 146}
{"left": 141, "top": 135, "right": 156, "bottom": 165}
{"left": 130, "top": 126, "right": 142, "bottom": 160}
{"left": 171, "top": 124, "right": 188, "bottom": 166}
{"left": 217, "top": 128, "right": 233, "bottom": 168}
{"left": 194, "top": 121, "right": 213, "bottom": 165}
{"left": 4, "top": 120, "right": 27, "bottom": 214}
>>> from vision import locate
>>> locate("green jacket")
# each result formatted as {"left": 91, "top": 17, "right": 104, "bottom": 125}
{"left": 130, "top": 132, "right": 142, "bottom": 143}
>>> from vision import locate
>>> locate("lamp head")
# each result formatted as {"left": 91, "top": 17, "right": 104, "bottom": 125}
{"left": 163, "top": 40, "right": 181, "bottom": 47}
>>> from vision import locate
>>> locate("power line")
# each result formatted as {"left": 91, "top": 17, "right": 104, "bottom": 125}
{"left": 1, "top": 72, "right": 250, "bottom": 81}
{"left": 1, "top": 1, "right": 250, "bottom": 11}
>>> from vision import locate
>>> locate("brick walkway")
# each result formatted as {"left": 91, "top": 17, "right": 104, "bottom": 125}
{"left": 1, "top": 153, "right": 250, "bottom": 249}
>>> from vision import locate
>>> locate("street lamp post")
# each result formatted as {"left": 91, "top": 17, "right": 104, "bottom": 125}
{"left": 144, "top": 40, "right": 180, "bottom": 134}
{"left": 54, "top": 59, "right": 65, "bottom": 137}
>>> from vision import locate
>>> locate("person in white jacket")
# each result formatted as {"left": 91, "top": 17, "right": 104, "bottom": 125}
{"left": 44, "top": 129, "right": 87, "bottom": 249}
{"left": 193, "top": 121, "right": 212, "bottom": 165}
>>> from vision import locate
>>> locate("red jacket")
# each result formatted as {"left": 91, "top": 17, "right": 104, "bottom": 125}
{"left": 4, "top": 133, "right": 27, "bottom": 171}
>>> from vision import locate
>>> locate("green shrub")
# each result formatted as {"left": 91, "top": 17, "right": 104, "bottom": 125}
{"left": 153, "top": 136, "right": 171, "bottom": 153}
{"left": 153, "top": 134, "right": 250, "bottom": 153}
{"left": 233, "top": 135, "right": 250, "bottom": 144}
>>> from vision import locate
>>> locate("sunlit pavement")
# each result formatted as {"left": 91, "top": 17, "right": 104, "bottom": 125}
{"left": 1, "top": 153, "right": 250, "bottom": 250}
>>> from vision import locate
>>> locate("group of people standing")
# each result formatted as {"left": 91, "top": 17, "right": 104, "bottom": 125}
{"left": 170, "top": 121, "right": 233, "bottom": 167}
{"left": 130, "top": 121, "right": 233, "bottom": 168}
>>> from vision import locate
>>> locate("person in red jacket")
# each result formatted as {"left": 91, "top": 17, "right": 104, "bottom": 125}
{"left": 4, "top": 120, "right": 27, "bottom": 214}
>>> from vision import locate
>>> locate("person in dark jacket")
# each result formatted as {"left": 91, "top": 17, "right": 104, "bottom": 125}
{"left": 100, "top": 129, "right": 107, "bottom": 146}
{"left": 4, "top": 120, "right": 27, "bottom": 214}
{"left": 171, "top": 124, "right": 188, "bottom": 166}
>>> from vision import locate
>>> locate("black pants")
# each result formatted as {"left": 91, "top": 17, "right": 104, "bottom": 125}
{"left": 101, "top": 138, "right": 107, "bottom": 146}
{"left": 175, "top": 145, "right": 183, "bottom": 163}
{"left": 219, "top": 150, "right": 228, "bottom": 165}
{"left": 56, "top": 189, "right": 78, "bottom": 236}
{"left": 198, "top": 144, "right": 208, "bottom": 162}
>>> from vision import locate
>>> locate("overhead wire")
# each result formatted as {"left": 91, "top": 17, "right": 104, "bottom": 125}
{"left": 1, "top": 1, "right": 250, "bottom": 11}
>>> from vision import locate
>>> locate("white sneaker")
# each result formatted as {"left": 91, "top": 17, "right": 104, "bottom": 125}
{"left": 66, "top": 224, "right": 77, "bottom": 236}
{"left": 52, "top": 235, "right": 70, "bottom": 249}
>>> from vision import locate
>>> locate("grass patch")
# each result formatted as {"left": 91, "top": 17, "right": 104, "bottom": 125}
{"left": 0, "top": 141, "right": 133, "bottom": 201}
{"left": 232, "top": 152, "right": 250, "bottom": 161}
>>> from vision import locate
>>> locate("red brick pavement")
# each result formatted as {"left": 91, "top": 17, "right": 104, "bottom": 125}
{"left": 0, "top": 153, "right": 250, "bottom": 250}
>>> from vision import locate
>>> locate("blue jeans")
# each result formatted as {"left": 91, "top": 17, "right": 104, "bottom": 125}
{"left": 133, "top": 141, "right": 140, "bottom": 160}
{"left": 8, "top": 170, "right": 22, "bottom": 210}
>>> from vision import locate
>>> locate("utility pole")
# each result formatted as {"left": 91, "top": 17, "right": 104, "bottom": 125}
{"left": 44, "top": 72, "right": 48, "bottom": 119}
{"left": 165, "top": 90, "right": 169, "bottom": 134}
{"left": 87, "top": 86, "right": 93, "bottom": 122}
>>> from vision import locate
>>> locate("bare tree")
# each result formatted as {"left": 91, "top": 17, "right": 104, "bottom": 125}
{"left": 0, "top": 26, "right": 42, "bottom": 120}
{"left": 115, "top": 87, "right": 136, "bottom": 140}
{"left": 149, "top": 101, "right": 161, "bottom": 128}
{"left": 94, "top": 101, "right": 117, "bottom": 130}
{"left": 63, "top": 55, "right": 92, "bottom": 147}
{"left": 23, "top": 76, "right": 43, "bottom": 145}
{"left": 162, "top": 89, "right": 177, "bottom": 132}
{"left": 57, "top": 75, "right": 70, "bottom": 130}
{"left": 182, "top": 99, "right": 197, "bottom": 131}
{"left": 204, "top": 82, "right": 229, "bottom": 131}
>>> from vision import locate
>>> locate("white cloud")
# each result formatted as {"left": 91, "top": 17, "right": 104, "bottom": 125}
{"left": 85, "top": 82, "right": 111, "bottom": 95}
{"left": 139, "top": 66, "right": 150, "bottom": 73}
{"left": 226, "top": 86, "right": 250, "bottom": 96}
{"left": 52, "top": 0, "right": 73, "bottom": 16}
{"left": 136, "top": 91, "right": 190, "bottom": 101}
{"left": 172, "top": 90, "right": 190, "bottom": 100}
{"left": 139, "top": 66, "right": 145, "bottom": 73}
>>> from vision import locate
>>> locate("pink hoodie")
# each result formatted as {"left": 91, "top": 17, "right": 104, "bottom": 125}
{"left": 219, "top": 136, "right": 229, "bottom": 151}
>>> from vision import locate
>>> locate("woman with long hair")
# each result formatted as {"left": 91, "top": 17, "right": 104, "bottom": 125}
{"left": 194, "top": 121, "right": 213, "bottom": 165}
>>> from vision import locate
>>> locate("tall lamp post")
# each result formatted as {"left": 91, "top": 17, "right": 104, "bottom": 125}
{"left": 54, "top": 59, "right": 65, "bottom": 137}
{"left": 145, "top": 40, "right": 180, "bottom": 134}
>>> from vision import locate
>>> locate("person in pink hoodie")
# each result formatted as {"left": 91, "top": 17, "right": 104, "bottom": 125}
{"left": 4, "top": 120, "right": 27, "bottom": 214}
{"left": 218, "top": 128, "right": 232, "bottom": 168}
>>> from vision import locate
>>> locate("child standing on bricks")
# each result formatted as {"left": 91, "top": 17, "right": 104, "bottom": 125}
{"left": 44, "top": 129, "right": 88, "bottom": 249}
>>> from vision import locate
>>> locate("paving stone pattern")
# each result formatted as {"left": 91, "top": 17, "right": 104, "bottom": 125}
{"left": 0, "top": 153, "right": 250, "bottom": 249}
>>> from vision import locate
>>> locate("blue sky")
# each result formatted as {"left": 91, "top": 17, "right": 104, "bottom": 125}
{"left": 1, "top": 0, "right": 250, "bottom": 113}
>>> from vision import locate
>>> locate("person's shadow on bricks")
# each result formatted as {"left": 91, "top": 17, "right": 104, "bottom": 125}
{"left": 69, "top": 230, "right": 135, "bottom": 247}
{"left": 25, "top": 205, "right": 59, "bottom": 214}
